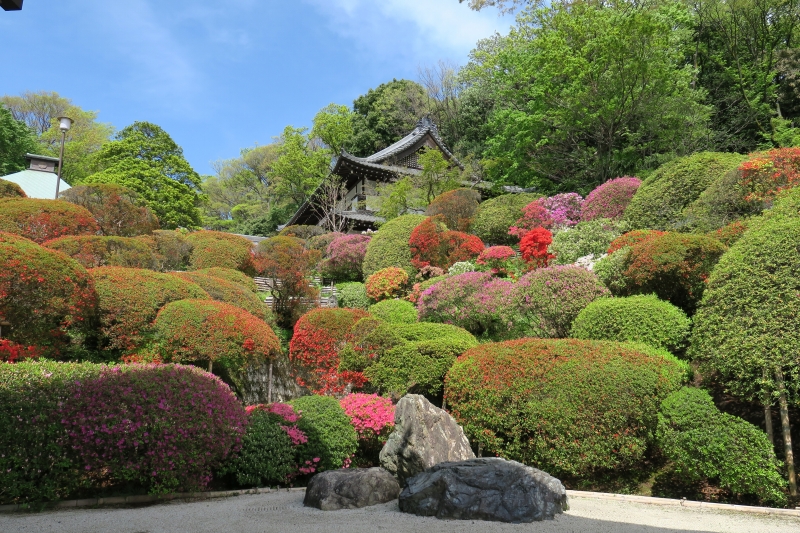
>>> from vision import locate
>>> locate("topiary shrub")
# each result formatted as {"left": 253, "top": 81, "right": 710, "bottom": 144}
{"left": 657, "top": 387, "right": 786, "bottom": 505}
{"left": 58, "top": 363, "right": 247, "bottom": 494}
{"left": 43, "top": 235, "right": 155, "bottom": 269}
{"left": 621, "top": 232, "right": 727, "bottom": 314}
{"left": 0, "top": 178, "right": 26, "bottom": 198}
{"left": 470, "top": 193, "right": 539, "bottom": 245}
{"left": 278, "top": 224, "right": 326, "bottom": 240}
{"left": 446, "top": 338, "right": 687, "bottom": 479}
{"left": 289, "top": 308, "right": 370, "bottom": 395}
{"left": 365, "top": 267, "right": 409, "bottom": 301}
{"left": 410, "top": 217, "right": 484, "bottom": 271}
{"left": 171, "top": 271, "right": 270, "bottom": 322}
{"left": 307, "top": 232, "right": 344, "bottom": 255}
{"left": 593, "top": 247, "right": 630, "bottom": 295}
{"left": 581, "top": 177, "right": 642, "bottom": 221}
{"left": 0, "top": 233, "right": 97, "bottom": 353}
{"left": 185, "top": 230, "right": 255, "bottom": 274}
{"left": 623, "top": 152, "right": 747, "bottom": 230}
{"left": 369, "top": 299, "right": 417, "bottom": 324}
{"left": 60, "top": 183, "right": 159, "bottom": 237}
{"left": 710, "top": 220, "right": 748, "bottom": 247}
{"left": 362, "top": 214, "right": 427, "bottom": 278}
{"left": 336, "top": 282, "right": 371, "bottom": 309}
{"left": 90, "top": 266, "right": 208, "bottom": 353}
{"left": 476, "top": 246, "right": 517, "bottom": 276}
{"left": 607, "top": 229, "right": 666, "bottom": 255}
{"left": 570, "top": 294, "right": 691, "bottom": 355}
{"left": 425, "top": 188, "right": 481, "bottom": 231}
{"left": 193, "top": 267, "right": 257, "bottom": 293}
{"left": 138, "top": 229, "right": 193, "bottom": 271}
{"left": 289, "top": 395, "right": 359, "bottom": 471}
{"left": 321, "top": 234, "right": 371, "bottom": 282}
{"left": 407, "top": 274, "right": 450, "bottom": 305}
{"left": 340, "top": 393, "right": 395, "bottom": 467}
{"left": 0, "top": 198, "right": 99, "bottom": 243}
{"left": 550, "top": 218, "right": 628, "bottom": 265}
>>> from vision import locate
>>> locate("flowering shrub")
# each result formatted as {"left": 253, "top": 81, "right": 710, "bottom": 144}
{"left": 60, "top": 184, "right": 159, "bottom": 237}
{"left": 409, "top": 217, "right": 484, "bottom": 270}
{"left": 186, "top": 230, "right": 255, "bottom": 274}
{"left": 90, "top": 266, "right": 208, "bottom": 353}
{"left": 363, "top": 214, "right": 427, "bottom": 278}
{"left": 369, "top": 299, "right": 417, "bottom": 324}
{"left": 519, "top": 227, "right": 554, "bottom": 267}
{"left": 0, "top": 178, "right": 26, "bottom": 198}
{"left": 322, "top": 234, "right": 371, "bottom": 282}
{"left": 425, "top": 188, "right": 481, "bottom": 231}
{"left": 340, "top": 393, "right": 395, "bottom": 441}
{"left": 193, "top": 267, "right": 258, "bottom": 293}
{"left": 471, "top": 193, "right": 539, "bottom": 245}
{"left": 607, "top": 229, "right": 665, "bottom": 255}
{"left": 289, "top": 308, "right": 370, "bottom": 394}
{"left": 445, "top": 338, "right": 687, "bottom": 479}
{"left": 336, "top": 282, "right": 371, "bottom": 309}
{"left": 448, "top": 261, "right": 475, "bottom": 275}
{"left": 172, "top": 271, "right": 271, "bottom": 322}
{"left": 416, "top": 265, "right": 445, "bottom": 280}
{"left": 710, "top": 220, "right": 749, "bottom": 247}
{"left": 307, "top": 232, "right": 344, "bottom": 255}
{"left": 541, "top": 193, "right": 584, "bottom": 228}
{"left": 0, "top": 198, "right": 99, "bottom": 243}
{"left": 406, "top": 275, "right": 449, "bottom": 305}
{"left": 0, "top": 340, "right": 40, "bottom": 363}
{"left": 290, "top": 395, "right": 358, "bottom": 471}
{"left": 738, "top": 147, "right": 800, "bottom": 204}
{"left": 366, "top": 267, "right": 409, "bottom": 301}
{"left": 138, "top": 229, "right": 193, "bottom": 271}
{"left": 508, "top": 199, "right": 553, "bottom": 238}
{"left": 593, "top": 248, "right": 630, "bottom": 295}
{"left": 58, "top": 364, "right": 247, "bottom": 494}
{"left": 550, "top": 218, "right": 628, "bottom": 265}
{"left": 43, "top": 235, "right": 155, "bottom": 269}
{"left": 0, "top": 232, "right": 97, "bottom": 353}
{"left": 581, "top": 177, "right": 641, "bottom": 221}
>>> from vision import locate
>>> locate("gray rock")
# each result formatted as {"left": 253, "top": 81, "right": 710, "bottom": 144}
{"left": 303, "top": 467, "right": 401, "bottom": 510}
{"left": 399, "top": 457, "right": 568, "bottom": 523}
{"left": 379, "top": 394, "right": 475, "bottom": 485}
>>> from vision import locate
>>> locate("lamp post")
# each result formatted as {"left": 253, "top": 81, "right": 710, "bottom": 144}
{"left": 55, "top": 116, "right": 73, "bottom": 199}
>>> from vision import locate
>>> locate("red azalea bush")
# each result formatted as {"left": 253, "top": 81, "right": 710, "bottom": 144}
{"left": 43, "top": 235, "right": 155, "bottom": 269}
{"left": 289, "top": 308, "right": 370, "bottom": 395}
{"left": 476, "top": 245, "right": 517, "bottom": 276}
{"left": 445, "top": 231, "right": 484, "bottom": 264}
{"left": 89, "top": 266, "right": 208, "bottom": 352}
{"left": 0, "top": 178, "right": 26, "bottom": 198}
{"left": 138, "top": 229, "right": 193, "bottom": 271}
{"left": 508, "top": 199, "right": 553, "bottom": 238}
{"left": 171, "top": 272, "right": 271, "bottom": 322}
{"left": 607, "top": 229, "right": 666, "bottom": 255}
{"left": 57, "top": 364, "right": 247, "bottom": 494}
{"left": 0, "top": 340, "right": 40, "bottom": 363}
{"left": 410, "top": 217, "right": 484, "bottom": 270}
{"left": 186, "top": 230, "right": 255, "bottom": 274}
{"left": 711, "top": 220, "right": 749, "bottom": 247}
{"left": 519, "top": 227, "right": 555, "bottom": 267}
{"left": 0, "top": 198, "right": 100, "bottom": 243}
{"left": 425, "top": 188, "right": 481, "bottom": 231}
{"left": 322, "top": 234, "right": 371, "bottom": 282}
{"left": 60, "top": 184, "right": 159, "bottom": 237}
{"left": 509, "top": 194, "right": 583, "bottom": 238}
{"left": 582, "top": 177, "right": 642, "bottom": 221}
{"left": 365, "top": 267, "right": 409, "bottom": 301}
{"left": 0, "top": 232, "right": 97, "bottom": 352}
{"left": 738, "top": 147, "right": 800, "bottom": 204}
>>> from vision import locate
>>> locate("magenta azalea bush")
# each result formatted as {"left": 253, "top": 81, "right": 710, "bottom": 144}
{"left": 58, "top": 364, "right": 247, "bottom": 494}
{"left": 582, "top": 177, "right": 642, "bottom": 221}
{"left": 322, "top": 234, "right": 371, "bottom": 281}
{"left": 340, "top": 393, "right": 395, "bottom": 440}
{"left": 540, "top": 193, "right": 584, "bottom": 228}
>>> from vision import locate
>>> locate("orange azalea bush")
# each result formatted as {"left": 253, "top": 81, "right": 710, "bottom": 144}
{"left": 0, "top": 198, "right": 99, "bottom": 243}
{"left": 365, "top": 267, "right": 409, "bottom": 301}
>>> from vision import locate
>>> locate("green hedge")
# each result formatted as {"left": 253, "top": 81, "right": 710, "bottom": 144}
{"left": 368, "top": 299, "right": 417, "bottom": 324}
{"left": 0, "top": 178, "right": 26, "bottom": 198}
{"left": 336, "top": 282, "right": 371, "bottom": 310}
{"left": 194, "top": 267, "right": 257, "bottom": 293}
{"left": 470, "top": 193, "right": 539, "bottom": 245}
{"left": 362, "top": 214, "right": 426, "bottom": 278}
{"left": 172, "top": 271, "right": 272, "bottom": 323}
{"left": 289, "top": 395, "right": 358, "bottom": 471}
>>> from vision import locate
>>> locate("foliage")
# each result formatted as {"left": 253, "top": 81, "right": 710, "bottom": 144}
{"left": 710, "top": 220, "right": 749, "bottom": 247}
{"left": 581, "top": 177, "right": 642, "bottom": 221}
{"left": 508, "top": 198, "right": 553, "bottom": 238}
{"left": 680, "top": 163, "right": 760, "bottom": 232}
{"left": 321, "top": 234, "right": 370, "bottom": 282}
{"left": 376, "top": 177, "right": 418, "bottom": 222}
{"left": 186, "top": 230, "right": 255, "bottom": 274}
{"left": 171, "top": 272, "right": 270, "bottom": 322}
{"left": 0, "top": 104, "right": 38, "bottom": 176}
{"left": 311, "top": 103, "right": 355, "bottom": 155}
{"left": 416, "top": 148, "right": 460, "bottom": 204}
{"left": 89, "top": 266, "right": 208, "bottom": 353}
{"left": 445, "top": 338, "right": 687, "bottom": 479}
{"left": 336, "top": 282, "right": 371, "bottom": 310}
{"left": 448, "top": 262, "right": 475, "bottom": 275}
{"left": 289, "top": 395, "right": 359, "bottom": 472}
{"left": 362, "top": 214, "right": 427, "bottom": 278}
{"left": 519, "top": 227, "right": 554, "bottom": 267}
{"left": 269, "top": 126, "right": 329, "bottom": 208}
{"left": 0, "top": 198, "right": 100, "bottom": 243}
{"left": 0, "top": 340, "right": 40, "bottom": 363}
{"left": 476, "top": 245, "right": 517, "bottom": 276}
{"left": 0, "top": 178, "right": 26, "bottom": 199}
{"left": 279, "top": 224, "right": 326, "bottom": 240}
{"left": 425, "top": 188, "right": 481, "bottom": 231}
{"left": 657, "top": 387, "right": 786, "bottom": 505}
{"left": 570, "top": 295, "right": 691, "bottom": 355}
{"left": 193, "top": 267, "right": 257, "bottom": 293}
{"left": 550, "top": 218, "right": 628, "bottom": 265}
{"left": 409, "top": 217, "right": 484, "bottom": 270}
{"left": 470, "top": 193, "right": 539, "bottom": 245}
{"left": 43, "top": 235, "right": 155, "bottom": 269}
{"left": 368, "top": 299, "right": 417, "bottom": 324}
{"left": 593, "top": 247, "right": 631, "bottom": 295}
{"left": 139, "top": 229, "right": 193, "bottom": 271}
{"left": 737, "top": 147, "right": 800, "bottom": 204}
{"left": 307, "top": 231, "right": 343, "bottom": 255}
{"left": 60, "top": 184, "right": 158, "bottom": 236}
{"left": 623, "top": 152, "right": 746, "bottom": 230}
{"left": 0, "top": 232, "right": 97, "bottom": 353}
{"left": 607, "top": 229, "right": 666, "bottom": 255}
{"left": 289, "top": 308, "right": 370, "bottom": 395}
{"left": 365, "top": 267, "right": 409, "bottom": 302}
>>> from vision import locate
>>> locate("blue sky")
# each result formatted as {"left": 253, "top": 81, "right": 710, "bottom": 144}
{"left": 0, "top": 1, "right": 512, "bottom": 175}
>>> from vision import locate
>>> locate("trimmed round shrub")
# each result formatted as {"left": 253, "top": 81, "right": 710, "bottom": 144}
{"left": 710, "top": 220, "right": 748, "bottom": 247}
{"left": 58, "top": 364, "right": 247, "bottom": 494}
{"left": 90, "top": 266, "right": 208, "bottom": 352}
{"left": 657, "top": 387, "right": 786, "bottom": 505}
{"left": 60, "top": 183, "right": 159, "bottom": 237}
{"left": 289, "top": 308, "right": 370, "bottom": 395}
{"left": 623, "top": 152, "right": 746, "bottom": 230}
{"left": 593, "top": 247, "right": 630, "bottom": 295}
{"left": 621, "top": 232, "right": 727, "bottom": 314}
{"left": 509, "top": 199, "right": 553, "bottom": 238}
{"left": 738, "top": 147, "right": 800, "bottom": 205}
{"left": 363, "top": 214, "right": 426, "bottom": 278}
{"left": 0, "top": 198, "right": 99, "bottom": 243}
{"left": 153, "top": 299, "right": 280, "bottom": 373}
{"left": 607, "top": 229, "right": 666, "bottom": 255}
{"left": 470, "top": 193, "right": 540, "bottom": 245}
{"left": 369, "top": 299, "right": 417, "bottom": 323}
{"left": 340, "top": 393, "right": 395, "bottom": 467}
{"left": 0, "top": 178, "right": 26, "bottom": 198}
{"left": 138, "top": 229, "right": 193, "bottom": 271}
{"left": 186, "top": 230, "right": 255, "bottom": 274}
{"left": 445, "top": 338, "right": 687, "bottom": 478}
{"left": 425, "top": 188, "right": 481, "bottom": 231}
{"left": 550, "top": 218, "right": 627, "bottom": 265}
{"left": 581, "top": 177, "right": 642, "bottom": 221}
{"left": 0, "top": 233, "right": 97, "bottom": 352}
{"left": 570, "top": 294, "right": 691, "bottom": 355}
{"left": 476, "top": 246, "right": 516, "bottom": 276}
{"left": 307, "top": 232, "right": 344, "bottom": 255}
{"left": 680, "top": 165, "right": 759, "bottom": 232}
{"left": 321, "top": 234, "right": 371, "bottom": 282}
{"left": 336, "top": 282, "right": 371, "bottom": 310}
{"left": 540, "top": 193, "right": 584, "bottom": 228}
{"left": 171, "top": 271, "right": 271, "bottom": 322}
{"left": 365, "top": 267, "right": 409, "bottom": 301}
{"left": 516, "top": 265, "right": 610, "bottom": 338}
{"left": 407, "top": 274, "right": 450, "bottom": 305}
{"left": 43, "top": 235, "right": 155, "bottom": 269}
{"left": 194, "top": 267, "right": 257, "bottom": 293}
{"left": 278, "top": 224, "right": 326, "bottom": 240}
{"left": 289, "top": 395, "right": 359, "bottom": 472}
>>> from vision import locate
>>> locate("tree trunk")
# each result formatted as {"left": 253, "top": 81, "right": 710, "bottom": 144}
{"left": 208, "top": 360, "right": 213, "bottom": 373}
{"left": 775, "top": 369, "right": 797, "bottom": 497}
{"left": 763, "top": 368, "right": 774, "bottom": 445}
{"left": 267, "top": 360, "right": 273, "bottom": 404}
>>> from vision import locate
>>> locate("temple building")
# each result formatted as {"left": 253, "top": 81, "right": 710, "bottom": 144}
{"left": 285, "top": 117, "right": 462, "bottom": 231}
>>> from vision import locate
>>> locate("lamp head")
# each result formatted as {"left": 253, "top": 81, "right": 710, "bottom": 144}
{"left": 58, "top": 116, "right": 74, "bottom": 133}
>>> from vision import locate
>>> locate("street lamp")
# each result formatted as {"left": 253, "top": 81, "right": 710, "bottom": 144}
{"left": 55, "top": 116, "right": 73, "bottom": 199}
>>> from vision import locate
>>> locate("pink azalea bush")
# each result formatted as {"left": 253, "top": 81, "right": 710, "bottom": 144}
{"left": 339, "top": 393, "right": 395, "bottom": 440}
{"left": 541, "top": 193, "right": 584, "bottom": 228}
{"left": 581, "top": 177, "right": 642, "bottom": 221}
{"left": 322, "top": 234, "right": 371, "bottom": 281}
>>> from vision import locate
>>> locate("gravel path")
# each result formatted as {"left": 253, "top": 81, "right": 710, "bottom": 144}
{"left": 2, "top": 491, "right": 798, "bottom": 533}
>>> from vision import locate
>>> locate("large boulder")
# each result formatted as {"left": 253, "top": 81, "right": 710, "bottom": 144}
{"left": 399, "top": 458, "right": 568, "bottom": 523}
{"left": 303, "top": 467, "right": 401, "bottom": 510}
{"left": 379, "top": 394, "right": 475, "bottom": 485}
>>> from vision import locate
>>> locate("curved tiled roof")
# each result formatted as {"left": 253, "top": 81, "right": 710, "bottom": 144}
{"left": 361, "top": 116, "right": 461, "bottom": 167}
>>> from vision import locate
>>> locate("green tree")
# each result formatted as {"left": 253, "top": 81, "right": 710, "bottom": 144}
{"left": 269, "top": 126, "right": 329, "bottom": 208}
{"left": 0, "top": 105, "right": 37, "bottom": 176}
{"left": 311, "top": 103, "right": 354, "bottom": 155}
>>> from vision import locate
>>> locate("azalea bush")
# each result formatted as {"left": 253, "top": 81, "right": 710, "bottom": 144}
{"left": 476, "top": 246, "right": 517, "bottom": 276}
{"left": 321, "top": 234, "right": 371, "bottom": 282}
{"left": 139, "top": 229, "right": 193, "bottom": 271}
{"left": 289, "top": 395, "right": 358, "bottom": 472}
{"left": 0, "top": 198, "right": 100, "bottom": 243}
{"left": 738, "top": 147, "right": 800, "bottom": 205}
{"left": 60, "top": 184, "right": 159, "bottom": 237}
{"left": 540, "top": 193, "right": 584, "bottom": 228}
{"left": 0, "top": 340, "right": 40, "bottom": 363}
{"left": 508, "top": 199, "right": 553, "bottom": 238}
{"left": 519, "top": 227, "right": 554, "bottom": 267}
{"left": 406, "top": 274, "right": 449, "bottom": 305}
{"left": 470, "top": 193, "right": 539, "bottom": 245}
{"left": 193, "top": 267, "right": 257, "bottom": 293}
{"left": 0, "top": 178, "right": 26, "bottom": 198}
{"left": 425, "top": 188, "right": 481, "bottom": 231}
{"left": 43, "top": 235, "right": 155, "bottom": 269}
{"left": 172, "top": 271, "right": 271, "bottom": 322}
{"left": 607, "top": 229, "right": 666, "bottom": 255}
{"left": 550, "top": 218, "right": 627, "bottom": 265}
{"left": 186, "top": 230, "right": 255, "bottom": 274}
{"left": 363, "top": 214, "right": 426, "bottom": 278}
{"left": 581, "top": 177, "right": 641, "bottom": 221}
{"left": 409, "top": 216, "right": 484, "bottom": 270}
{"left": 710, "top": 220, "right": 749, "bottom": 247}
{"left": 365, "top": 267, "right": 409, "bottom": 301}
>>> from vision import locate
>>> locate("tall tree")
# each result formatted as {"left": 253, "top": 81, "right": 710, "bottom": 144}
{"left": 0, "top": 105, "right": 37, "bottom": 176}
{"left": 269, "top": 126, "right": 329, "bottom": 208}
{"left": 310, "top": 103, "right": 355, "bottom": 155}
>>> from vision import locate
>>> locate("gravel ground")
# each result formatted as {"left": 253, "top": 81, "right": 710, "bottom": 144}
{"left": 1, "top": 491, "right": 798, "bottom": 533}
